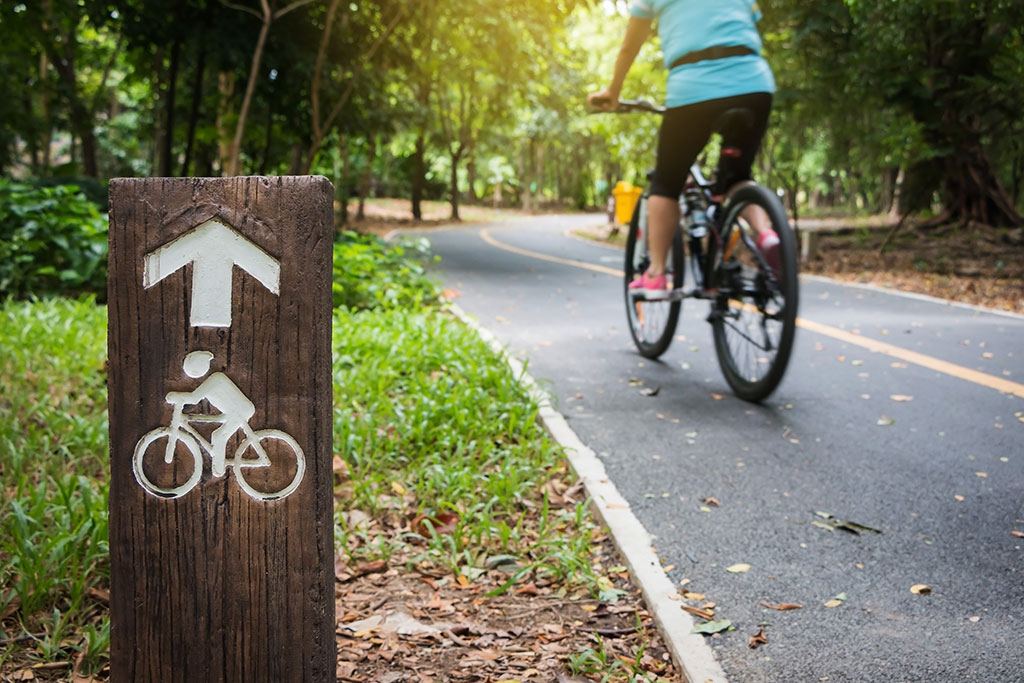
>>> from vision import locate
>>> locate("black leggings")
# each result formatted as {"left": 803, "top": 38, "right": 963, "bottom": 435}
{"left": 648, "top": 92, "right": 772, "bottom": 199}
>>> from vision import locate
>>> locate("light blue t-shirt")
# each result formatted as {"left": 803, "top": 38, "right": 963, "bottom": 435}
{"left": 630, "top": 0, "right": 775, "bottom": 107}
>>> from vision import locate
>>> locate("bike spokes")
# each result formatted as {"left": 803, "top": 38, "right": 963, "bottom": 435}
{"left": 710, "top": 185, "right": 798, "bottom": 402}
{"left": 134, "top": 428, "right": 203, "bottom": 499}
{"left": 624, "top": 196, "right": 684, "bottom": 359}
{"left": 233, "top": 430, "right": 305, "bottom": 501}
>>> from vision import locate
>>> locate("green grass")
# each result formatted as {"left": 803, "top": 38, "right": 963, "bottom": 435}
{"left": 0, "top": 259, "right": 606, "bottom": 673}
{"left": 332, "top": 307, "right": 600, "bottom": 587}
{"left": 0, "top": 298, "right": 109, "bottom": 674}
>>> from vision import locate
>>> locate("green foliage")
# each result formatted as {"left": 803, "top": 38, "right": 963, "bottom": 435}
{"left": 0, "top": 298, "right": 109, "bottom": 673}
{"left": 331, "top": 231, "right": 438, "bottom": 310}
{"left": 332, "top": 306, "right": 604, "bottom": 594}
{"left": 0, "top": 181, "right": 108, "bottom": 300}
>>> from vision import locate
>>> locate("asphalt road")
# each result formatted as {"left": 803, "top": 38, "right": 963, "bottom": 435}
{"left": 423, "top": 214, "right": 1024, "bottom": 683}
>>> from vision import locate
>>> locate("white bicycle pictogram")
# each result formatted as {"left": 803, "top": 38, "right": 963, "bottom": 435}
{"left": 132, "top": 351, "right": 305, "bottom": 501}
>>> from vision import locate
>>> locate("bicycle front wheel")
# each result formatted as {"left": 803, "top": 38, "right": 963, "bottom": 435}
{"left": 133, "top": 427, "right": 203, "bottom": 498}
{"left": 624, "top": 194, "right": 684, "bottom": 359}
{"left": 709, "top": 183, "right": 798, "bottom": 402}
{"left": 233, "top": 430, "right": 306, "bottom": 501}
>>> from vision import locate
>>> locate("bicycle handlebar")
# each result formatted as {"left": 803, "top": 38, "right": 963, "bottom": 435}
{"left": 588, "top": 98, "right": 666, "bottom": 115}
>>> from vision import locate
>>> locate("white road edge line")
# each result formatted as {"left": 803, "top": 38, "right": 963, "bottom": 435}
{"left": 800, "top": 274, "right": 1024, "bottom": 321}
{"left": 448, "top": 301, "right": 728, "bottom": 683}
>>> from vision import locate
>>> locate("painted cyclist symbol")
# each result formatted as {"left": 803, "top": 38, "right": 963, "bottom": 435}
{"left": 133, "top": 351, "right": 305, "bottom": 501}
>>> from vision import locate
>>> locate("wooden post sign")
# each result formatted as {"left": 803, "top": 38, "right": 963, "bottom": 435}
{"left": 107, "top": 177, "right": 335, "bottom": 681}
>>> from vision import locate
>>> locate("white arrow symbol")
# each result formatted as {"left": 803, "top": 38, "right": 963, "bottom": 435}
{"left": 143, "top": 219, "right": 280, "bottom": 328}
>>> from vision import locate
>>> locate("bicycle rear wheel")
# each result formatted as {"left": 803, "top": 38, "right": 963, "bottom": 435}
{"left": 624, "top": 194, "right": 684, "bottom": 359}
{"left": 709, "top": 184, "right": 798, "bottom": 402}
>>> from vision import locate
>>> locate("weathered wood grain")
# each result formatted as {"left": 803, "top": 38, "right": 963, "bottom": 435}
{"left": 107, "top": 177, "right": 335, "bottom": 682}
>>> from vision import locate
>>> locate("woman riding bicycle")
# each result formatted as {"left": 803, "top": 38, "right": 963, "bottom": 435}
{"left": 589, "top": 0, "right": 779, "bottom": 298}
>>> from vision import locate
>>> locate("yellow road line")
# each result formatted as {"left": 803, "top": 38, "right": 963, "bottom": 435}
{"left": 479, "top": 228, "right": 622, "bottom": 277}
{"left": 478, "top": 227, "right": 1024, "bottom": 399}
{"left": 794, "top": 318, "right": 1024, "bottom": 398}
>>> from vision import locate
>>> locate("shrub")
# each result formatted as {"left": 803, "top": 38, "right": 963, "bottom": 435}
{"left": 332, "top": 231, "right": 438, "bottom": 310}
{"left": 0, "top": 180, "right": 108, "bottom": 300}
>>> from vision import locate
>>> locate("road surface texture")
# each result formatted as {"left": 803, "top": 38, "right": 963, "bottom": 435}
{"left": 422, "top": 214, "right": 1023, "bottom": 683}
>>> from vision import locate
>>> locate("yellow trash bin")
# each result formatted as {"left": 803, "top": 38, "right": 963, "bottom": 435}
{"left": 612, "top": 181, "right": 643, "bottom": 225}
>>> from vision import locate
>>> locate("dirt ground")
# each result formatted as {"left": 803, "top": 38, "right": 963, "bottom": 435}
{"left": 798, "top": 220, "right": 1023, "bottom": 314}
{"left": 331, "top": 538, "right": 681, "bottom": 682}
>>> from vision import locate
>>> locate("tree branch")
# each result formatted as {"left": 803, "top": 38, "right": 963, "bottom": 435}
{"left": 311, "top": 0, "right": 341, "bottom": 142}
{"left": 319, "top": 4, "right": 406, "bottom": 136}
{"left": 273, "top": 0, "right": 316, "bottom": 20}
{"left": 219, "top": 0, "right": 262, "bottom": 20}
{"left": 91, "top": 32, "right": 125, "bottom": 116}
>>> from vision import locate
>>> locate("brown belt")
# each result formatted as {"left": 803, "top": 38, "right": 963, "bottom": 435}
{"left": 670, "top": 45, "right": 756, "bottom": 70}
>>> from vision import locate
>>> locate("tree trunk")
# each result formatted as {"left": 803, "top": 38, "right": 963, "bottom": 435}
{"left": 879, "top": 166, "right": 899, "bottom": 216}
{"left": 226, "top": 17, "right": 272, "bottom": 176}
{"left": 411, "top": 131, "right": 426, "bottom": 220}
{"left": 39, "top": 53, "right": 52, "bottom": 171}
{"left": 216, "top": 71, "right": 236, "bottom": 175}
{"left": 339, "top": 136, "right": 351, "bottom": 226}
{"left": 466, "top": 151, "right": 478, "bottom": 203}
{"left": 941, "top": 141, "right": 1022, "bottom": 227}
{"left": 47, "top": 42, "right": 99, "bottom": 177}
{"left": 357, "top": 137, "right": 376, "bottom": 221}
{"left": 288, "top": 142, "right": 305, "bottom": 175}
{"left": 535, "top": 142, "right": 544, "bottom": 206}
{"left": 159, "top": 36, "right": 181, "bottom": 177}
{"left": 519, "top": 141, "right": 532, "bottom": 212}
{"left": 258, "top": 100, "right": 274, "bottom": 175}
{"left": 180, "top": 36, "right": 207, "bottom": 176}
{"left": 449, "top": 146, "right": 462, "bottom": 221}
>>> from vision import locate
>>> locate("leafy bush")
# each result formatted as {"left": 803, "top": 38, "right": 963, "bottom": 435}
{"left": 332, "top": 231, "right": 438, "bottom": 310}
{"left": 0, "top": 180, "right": 108, "bottom": 300}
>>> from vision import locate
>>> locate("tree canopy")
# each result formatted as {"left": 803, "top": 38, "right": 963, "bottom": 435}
{"left": 2, "top": 0, "right": 1021, "bottom": 226}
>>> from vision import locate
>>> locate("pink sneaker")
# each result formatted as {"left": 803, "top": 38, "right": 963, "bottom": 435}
{"left": 756, "top": 231, "right": 782, "bottom": 281}
{"left": 628, "top": 271, "right": 669, "bottom": 300}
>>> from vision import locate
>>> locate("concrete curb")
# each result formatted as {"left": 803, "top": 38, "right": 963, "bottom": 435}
{"left": 448, "top": 302, "right": 728, "bottom": 683}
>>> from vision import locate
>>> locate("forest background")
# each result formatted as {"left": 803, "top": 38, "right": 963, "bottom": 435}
{"left": 2, "top": 0, "right": 1023, "bottom": 231}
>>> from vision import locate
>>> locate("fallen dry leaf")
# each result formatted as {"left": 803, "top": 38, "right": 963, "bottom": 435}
{"left": 760, "top": 601, "right": 803, "bottom": 611}
{"left": 1012, "top": 530, "right": 1024, "bottom": 538}
{"left": 701, "top": 497, "right": 721, "bottom": 507}
{"left": 910, "top": 584, "right": 932, "bottom": 595}
{"left": 823, "top": 599, "right": 843, "bottom": 608}
{"left": 726, "top": 563, "right": 751, "bottom": 574}
{"left": 681, "top": 605, "right": 715, "bottom": 620}
{"left": 889, "top": 394, "right": 914, "bottom": 402}
{"left": 748, "top": 628, "right": 768, "bottom": 649}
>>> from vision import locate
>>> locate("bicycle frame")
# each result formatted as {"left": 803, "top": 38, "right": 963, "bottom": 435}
{"left": 164, "top": 401, "right": 268, "bottom": 478}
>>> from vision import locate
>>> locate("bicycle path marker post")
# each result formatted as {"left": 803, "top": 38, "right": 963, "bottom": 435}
{"left": 107, "top": 176, "right": 335, "bottom": 682}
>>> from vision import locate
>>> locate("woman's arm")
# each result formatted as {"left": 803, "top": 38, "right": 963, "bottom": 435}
{"left": 589, "top": 16, "right": 653, "bottom": 109}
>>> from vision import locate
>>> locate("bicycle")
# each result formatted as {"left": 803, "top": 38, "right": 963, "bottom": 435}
{"left": 133, "top": 397, "right": 305, "bottom": 501}
{"left": 603, "top": 98, "right": 798, "bottom": 402}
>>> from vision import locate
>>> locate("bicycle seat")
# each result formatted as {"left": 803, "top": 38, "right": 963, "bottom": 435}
{"left": 712, "top": 108, "right": 754, "bottom": 136}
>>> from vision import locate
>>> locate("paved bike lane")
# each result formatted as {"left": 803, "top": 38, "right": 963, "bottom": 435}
{"left": 423, "top": 214, "right": 1024, "bottom": 683}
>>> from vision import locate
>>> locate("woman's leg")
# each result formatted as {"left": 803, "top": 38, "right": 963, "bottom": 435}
{"left": 644, "top": 194, "right": 679, "bottom": 276}
{"left": 643, "top": 102, "right": 713, "bottom": 279}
